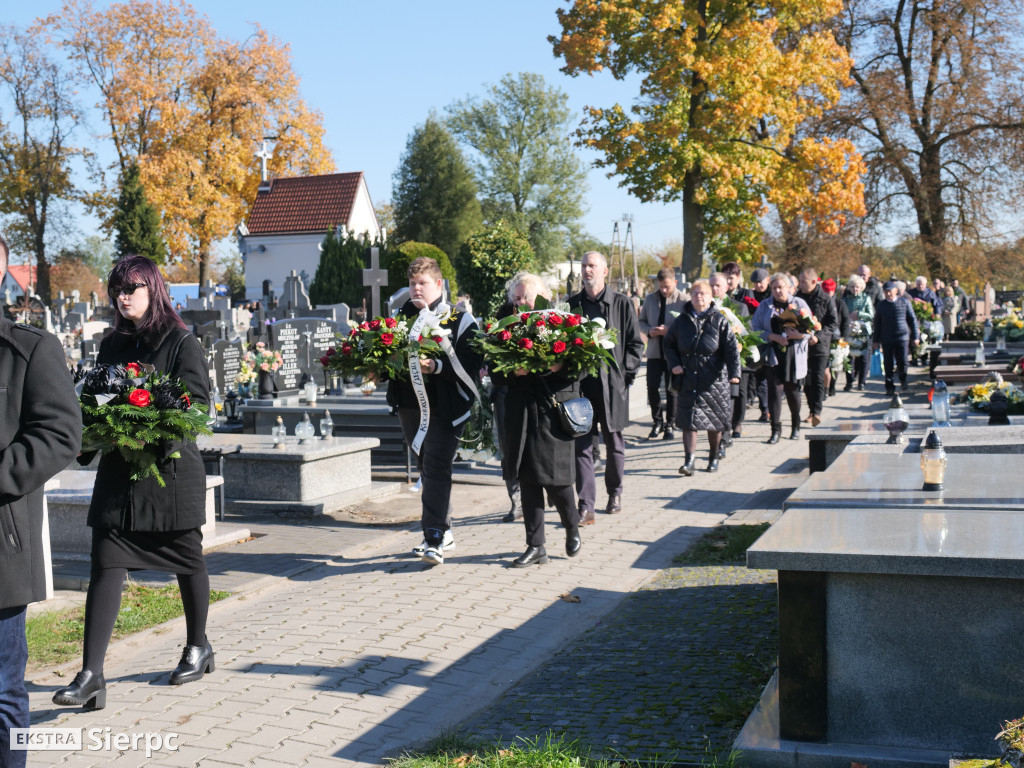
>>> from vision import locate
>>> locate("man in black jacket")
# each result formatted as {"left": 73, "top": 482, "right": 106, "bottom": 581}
{"left": 796, "top": 268, "right": 839, "bottom": 427}
{"left": 569, "top": 252, "right": 643, "bottom": 522}
{"left": 0, "top": 235, "right": 81, "bottom": 765}
{"left": 873, "top": 281, "right": 919, "bottom": 394}
{"left": 388, "top": 257, "right": 481, "bottom": 566}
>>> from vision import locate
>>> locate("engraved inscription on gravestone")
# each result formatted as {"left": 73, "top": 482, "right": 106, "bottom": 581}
{"left": 269, "top": 317, "right": 339, "bottom": 391}
{"left": 211, "top": 339, "right": 244, "bottom": 393}
{"left": 273, "top": 321, "right": 302, "bottom": 391}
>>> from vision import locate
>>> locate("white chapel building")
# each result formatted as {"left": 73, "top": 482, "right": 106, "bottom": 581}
{"left": 239, "top": 172, "right": 381, "bottom": 300}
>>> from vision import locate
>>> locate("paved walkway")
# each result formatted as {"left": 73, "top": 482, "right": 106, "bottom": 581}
{"left": 26, "top": 369, "right": 899, "bottom": 767}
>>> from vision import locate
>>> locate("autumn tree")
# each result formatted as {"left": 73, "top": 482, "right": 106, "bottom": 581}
{"left": 447, "top": 73, "right": 587, "bottom": 268}
{"left": 0, "top": 25, "right": 88, "bottom": 303}
{"left": 552, "top": 0, "right": 865, "bottom": 280}
{"left": 112, "top": 162, "right": 165, "bottom": 262}
{"left": 455, "top": 221, "right": 535, "bottom": 314}
{"left": 392, "top": 116, "right": 482, "bottom": 262}
{"left": 829, "top": 0, "right": 1024, "bottom": 281}
{"left": 46, "top": 0, "right": 334, "bottom": 285}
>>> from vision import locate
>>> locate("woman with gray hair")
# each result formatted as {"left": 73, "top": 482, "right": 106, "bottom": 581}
{"left": 498, "top": 273, "right": 584, "bottom": 566}
{"left": 842, "top": 274, "right": 874, "bottom": 391}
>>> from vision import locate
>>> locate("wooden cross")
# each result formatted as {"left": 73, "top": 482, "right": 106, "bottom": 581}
{"left": 362, "top": 247, "right": 389, "bottom": 317}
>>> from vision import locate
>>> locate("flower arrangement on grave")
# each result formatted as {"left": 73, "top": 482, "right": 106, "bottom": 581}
{"left": 1012, "top": 355, "right": 1024, "bottom": 376}
{"left": 714, "top": 296, "right": 765, "bottom": 368}
{"left": 991, "top": 309, "right": 1024, "bottom": 341}
{"left": 955, "top": 375, "right": 1024, "bottom": 414}
{"left": 234, "top": 358, "right": 258, "bottom": 386}
{"left": 769, "top": 304, "right": 820, "bottom": 356}
{"left": 75, "top": 362, "right": 212, "bottom": 487}
{"left": 320, "top": 315, "right": 445, "bottom": 381}
{"left": 245, "top": 342, "right": 283, "bottom": 373}
{"left": 476, "top": 308, "right": 618, "bottom": 378}
{"left": 829, "top": 338, "right": 851, "bottom": 375}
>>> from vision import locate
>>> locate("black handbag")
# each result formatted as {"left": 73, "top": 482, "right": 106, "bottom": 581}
{"left": 541, "top": 377, "right": 594, "bottom": 436}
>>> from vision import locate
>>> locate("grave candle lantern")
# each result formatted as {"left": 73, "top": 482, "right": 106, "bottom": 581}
{"left": 272, "top": 415, "right": 287, "bottom": 448}
{"left": 997, "top": 332, "right": 1007, "bottom": 353}
{"left": 295, "top": 412, "right": 316, "bottom": 443}
{"left": 224, "top": 389, "right": 239, "bottom": 422}
{"left": 304, "top": 378, "right": 318, "bottom": 405}
{"left": 883, "top": 393, "right": 909, "bottom": 444}
{"left": 930, "top": 379, "right": 951, "bottom": 427}
{"left": 920, "top": 429, "right": 947, "bottom": 491}
{"left": 974, "top": 342, "right": 986, "bottom": 366}
{"left": 319, "top": 409, "right": 334, "bottom": 440}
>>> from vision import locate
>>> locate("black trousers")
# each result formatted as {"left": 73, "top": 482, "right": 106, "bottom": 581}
{"left": 399, "top": 407, "right": 463, "bottom": 535}
{"left": 646, "top": 358, "right": 676, "bottom": 428}
{"left": 882, "top": 342, "right": 909, "bottom": 391}
{"left": 731, "top": 372, "right": 748, "bottom": 433}
{"left": 846, "top": 355, "right": 867, "bottom": 388}
{"left": 766, "top": 365, "right": 802, "bottom": 427}
{"left": 492, "top": 385, "right": 521, "bottom": 508}
{"left": 574, "top": 393, "right": 625, "bottom": 514}
{"left": 804, "top": 349, "right": 830, "bottom": 416}
{"left": 521, "top": 483, "right": 578, "bottom": 547}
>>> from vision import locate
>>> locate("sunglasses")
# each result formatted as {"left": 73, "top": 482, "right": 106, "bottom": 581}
{"left": 114, "top": 282, "right": 147, "bottom": 296}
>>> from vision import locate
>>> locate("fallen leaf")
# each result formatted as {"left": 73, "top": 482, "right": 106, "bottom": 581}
{"left": 560, "top": 593, "right": 581, "bottom": 603}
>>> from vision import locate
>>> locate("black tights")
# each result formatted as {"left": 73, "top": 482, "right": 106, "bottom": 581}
{"left": 83, "top": 567, "right": 210, "bottom": 675}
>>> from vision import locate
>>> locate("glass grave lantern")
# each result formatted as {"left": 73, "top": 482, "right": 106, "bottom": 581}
{"left": 920, "top": 429, "right": 947, "bottom": 492}
{"left": 883, "top": 393, "right": 910, "bottom": 444}
{"left": 294, "top": 411, "right": 316, "bottom": 443}
{"left": 974, "top": 342, "right": 986, "bottom": 366}
{"left": 272, "top": 415, "right": 287, "bottom": 448}
{"left": 223, "top": 389, "right": 240, "bottom": 423}
{"left": 303, "top": 378, "right": 318, "bottom": 405}
{"left": 319, "top": 409, "right": 334, "bottom": 440}
{"left": 930, "top": 379, "right": 951, "bottom": 427}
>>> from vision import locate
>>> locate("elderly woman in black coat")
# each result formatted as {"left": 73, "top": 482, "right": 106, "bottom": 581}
{"left": 665, "top": 279, "right": 741, "bottom": 475}
{"left": 54, "top": 255, "right": 214, "bottom": 711}
{"left": 501, "top": 273, "right": 583, "bottom": 567}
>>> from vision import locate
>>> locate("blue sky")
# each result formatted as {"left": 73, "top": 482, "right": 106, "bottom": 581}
{"left": 7, "top": 0, "right": 685, "bottom": 259}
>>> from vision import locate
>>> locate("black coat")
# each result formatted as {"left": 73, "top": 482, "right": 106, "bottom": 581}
{"left": 502, "top": 371, "right": 581, "bottom": 487}
{"left": 873, "top": 299, "right": 918, "bottom": 345}
{"left": 387, "top": 299, "right": 481, "bottom": 427}
{"left": 0, "top": 320, "right": 81, "bottom": 608}
{"left": 568, "top": 288, "right": 644, "bottom": 432}
{"left": 664, "top": 305, "right": 741, "bottom": 432}
{"left": 88, "top": 326, "right": 211, "bottom": 531}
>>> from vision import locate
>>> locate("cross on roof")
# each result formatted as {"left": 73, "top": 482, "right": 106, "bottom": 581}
{"left": 362, "top": 247, "right": 388, "bottom": 317}
{"left": 255, "top": 139, "right": 273, "bottom": 182}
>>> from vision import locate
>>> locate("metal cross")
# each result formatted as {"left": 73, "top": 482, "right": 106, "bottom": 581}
{"left": 255, "top": 139, "right": 273, "bottom": 182}
{"left": 362, "top": 247, "right": 389, "bottom": 318}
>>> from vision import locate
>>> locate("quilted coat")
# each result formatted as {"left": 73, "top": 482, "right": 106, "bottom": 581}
{"left": 664, "top": 304, "right": 741, "bottom": 432}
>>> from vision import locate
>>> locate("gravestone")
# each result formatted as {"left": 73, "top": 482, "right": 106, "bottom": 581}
{"left": 210, "top": 339, "right": 245, "bottom": 393}
{"left": 195, "top": 319, "right": 226, "bottom": 348}
{"left": 362, "top": 247, "right": 388, "bottom": 317}
{"left": 387, "top": 288, "right": 410, "bottom": 317}
{"left": 281, "top": 270, "right": 311, "bottom": 314}
{"left": 180, "top": 309, "right": 222, "bottom": 329}
{"left": 81, "top": 338, "right": 100, "bottom": 360}
{"left": 269, "top": 317, "right": 339, "bottom": 392}
{"left": 65, "top": 311, "right": 84, "bottom": 331}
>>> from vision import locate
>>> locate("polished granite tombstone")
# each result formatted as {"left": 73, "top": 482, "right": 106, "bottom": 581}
{"left": 785, "top": 451, "right": 1024, "bottom": 510}
{"left": 738, "top": 504, "right": 1024, "bottom": 768}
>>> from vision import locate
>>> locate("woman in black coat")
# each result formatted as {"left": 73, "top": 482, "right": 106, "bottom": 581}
{"left": 501, "top": 274, "right": 583, "bottom": 567}
{"left": 54, "top": 256, "right": 214, "bottom": 711}
{"left": 664, "top": 279, "right": 741, "bottom": 475}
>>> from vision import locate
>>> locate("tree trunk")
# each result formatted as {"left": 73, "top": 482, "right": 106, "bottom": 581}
{"left": 197, "top": 237, "right": 210, "bottom": 291}
{"left": 780, "top": 217, "right": 807, "bottom": 273}
{"left": 34, "top": 227, "right": 51, "bottom": 304}
{"left": 681, "top": 169, "right": 704, "bottom": 281}
{"left": 916, "top": 146, "right": 947, "bottom": 281}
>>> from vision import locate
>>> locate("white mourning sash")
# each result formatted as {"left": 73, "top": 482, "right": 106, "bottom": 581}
{"left": 407, "top": 304, "right": 480, "bottom": 455}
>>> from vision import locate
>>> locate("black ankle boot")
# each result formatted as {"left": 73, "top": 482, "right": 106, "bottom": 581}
{"left": 169, "top": 641, "right": 215, "bottom": 685}
{"left": 565, "top": 526, "right": 582, "bottom": 557}
{"left": 766, "top": 424, "right": 782, "bottom": 444}
{"left": 707, "top": 456, "right": 720, "bottom": 472}
{"left": 679, "top": 454, "right": 696, "bottom": 476}
{"left": 717, "top": 443, "right": 726, "bottom": 459}
{"left": 790, "top": 424, "right": 801, "bottom": 440}
{"left": 53, "top": 670, "right": 106, "bottom": 710}
{"left": 828, "top": 382, "right": 836, "bottom": 397}
{"left": 512, "top": 545, "right": 549, "bottom": 567}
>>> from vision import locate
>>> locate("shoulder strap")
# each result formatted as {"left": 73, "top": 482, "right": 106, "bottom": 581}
{"left": 167, "top": 330, "right": 190, "bottom": 376}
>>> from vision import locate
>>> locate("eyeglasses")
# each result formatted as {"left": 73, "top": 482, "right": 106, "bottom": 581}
{"left": 114, "top": 282, "right": 146, "bottom": 296}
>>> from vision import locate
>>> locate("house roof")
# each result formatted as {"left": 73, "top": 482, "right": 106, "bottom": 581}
{"left": 6, "top": 265, "right": 37, "bottom": 291}
{"left": 246, "top": 172, "right": 365, "bottom": 236}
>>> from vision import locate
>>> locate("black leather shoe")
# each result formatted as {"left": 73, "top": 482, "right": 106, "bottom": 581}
{"left": 169, "top": 641, "right": 215, "bottom": 685}
{"left": 648, "top": 424, "right": 662, "bottom": 439}
{"left": 717, "top": 444, "right": 727, "bottom": 460}
{"left": 663, "top": 428, "right": 676, "bottom": 440}
{"left": 844, "top": 382, "right": 853, "bottom": 392}
{"left": 565, "top": 526, "right": 582, "bottom": 557}
{"left": 679, "top": 455, "right": 696, "bottom": 476}
{"left": 605, "top": 495, "right": 622, "bottom": 514}
{"left": 731, "top": 430, "right": 742, "bottom": 438}
{"left": 579, "top": 505, "right": 595, "bottom": 526}
{"left": 757, "top": 412, "right": 770, "bottom": 422}
{"left": 790, "top": 427, "right": 801, "bottom": 440}
{"left": 766, "top": 425, "right": 782, "bottom": 445}
{"left": 501, "top": 504, "right": 522, "bottom": 523}
{"left": 707, "top": 457, "right": 720, "bottom": 472}
{"left": 512, "top": 545, "right": 549, "bottom": 567}
{"left": 53, "top": 670, "right": 106, "bottom": 710}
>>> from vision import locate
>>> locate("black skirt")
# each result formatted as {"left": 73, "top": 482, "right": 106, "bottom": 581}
{"left": 91, "top": 526, "right": 206, "bottom": 575}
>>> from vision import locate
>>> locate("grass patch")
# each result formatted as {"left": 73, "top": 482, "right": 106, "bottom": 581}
{"left": 389, "top": 732, "right": 682, "bottom": 767}
{"left": 673, "top": 523, "right": 770, "bottom": 566}
{"left": 26, "top": 580, "right": 230, "bottom": 670}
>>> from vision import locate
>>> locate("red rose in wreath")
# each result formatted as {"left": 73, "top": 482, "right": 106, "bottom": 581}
{"left": 380, "top": 333, "right": 394, "bottom": 346}
{"left": 125, "top": 362, "right": 142, "bottom": 377}
{"left": 519, "top": 338, "right": 534, "bottom": 350}
{"left": 341, "top": 343, "right": 353, "bottom": 354}
{"left": 552, "top": 341, "right": 567, "bottom": 354}
{"left": 566, "top": 315, "right": 582, "bottom": 327}
{"left": 499, "top": 330, "right": 512, "bottom": 341}
{"left": 384, "top": 317, "right": 398, "bottom": 329}
{"left": 549, "top": 314, "right": 563, "bottom": 325}
{"left": 573, "top": 337, "right": 584, "bottom": 346}
{"left": 369, "top": 319, "right": 382, "bottom": 330}
{"left": 128, "top": 388, "right": 151, "bottom": 407}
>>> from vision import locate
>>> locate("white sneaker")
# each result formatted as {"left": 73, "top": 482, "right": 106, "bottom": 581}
{"left": 421, "top": 545, "right": 444, "bottom": 566}
{"left": 411, "top": 529, "right": 455, "bottom": 556}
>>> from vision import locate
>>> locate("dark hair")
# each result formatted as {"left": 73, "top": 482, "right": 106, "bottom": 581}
{"left": 721, "top": 261, "right": 742, "bottom": 277}
{"left": 108, "top": 255, "right": 186, "bottom": 345}
{"left": 656, "top": 266, "right": 676, "bottom": 282}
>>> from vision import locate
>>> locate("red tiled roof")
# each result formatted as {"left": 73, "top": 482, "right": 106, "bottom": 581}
{"left": 7, "top": 265, "right": 37, "bottom": 290}
{"left": 246, "top": 172, "right": 365, "bottom": 235}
